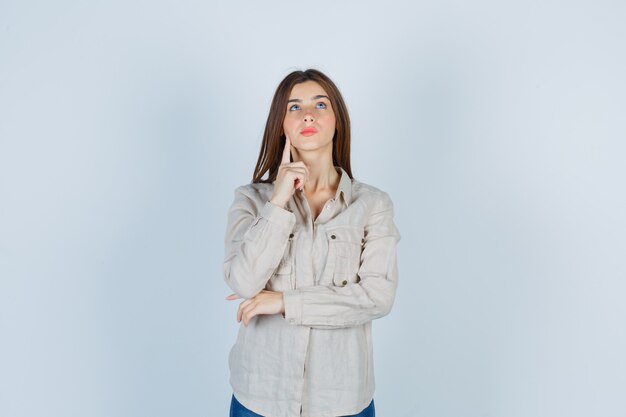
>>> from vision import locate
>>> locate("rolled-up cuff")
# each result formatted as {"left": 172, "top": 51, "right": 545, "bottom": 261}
{"left": 282, "top": 289, "right": 302, "bottom": 325}
{"left": 261, "top": 201, "right": 296, "bottom": 230}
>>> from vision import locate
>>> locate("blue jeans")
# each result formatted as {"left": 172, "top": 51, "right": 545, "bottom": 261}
{"left": 230, "top": 394, "right": 375, "bottom": 417}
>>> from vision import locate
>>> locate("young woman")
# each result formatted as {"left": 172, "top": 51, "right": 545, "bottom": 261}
{"left": 223, "top": 69, "right": 401, "bottom": 417}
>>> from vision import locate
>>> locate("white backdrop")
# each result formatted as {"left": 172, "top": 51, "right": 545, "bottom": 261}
{"left": 1, "top": 1, "right": 625, "bottom": 416}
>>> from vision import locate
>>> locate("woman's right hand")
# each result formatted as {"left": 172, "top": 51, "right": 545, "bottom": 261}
{"left": 270, "top": 135, "right": 309, "bottom": 209}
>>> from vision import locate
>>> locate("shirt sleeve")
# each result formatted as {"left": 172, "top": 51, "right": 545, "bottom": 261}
{"left": 223, "top": 186, "right": 296, "bottom": 299}
{"left": 282, "top": 192, "right": 401, "bottom": 329}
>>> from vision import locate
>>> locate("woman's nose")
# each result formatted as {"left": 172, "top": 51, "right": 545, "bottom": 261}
{"left": 303, "top": 112, "right": 315, "bottom": 123}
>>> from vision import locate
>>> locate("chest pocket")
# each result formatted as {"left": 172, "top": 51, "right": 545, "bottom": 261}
{"left": 267, "top": 230, "right": 298, "bottom": 291}
{"left": 325, "top": 225, "right": 364, "bottom": 287}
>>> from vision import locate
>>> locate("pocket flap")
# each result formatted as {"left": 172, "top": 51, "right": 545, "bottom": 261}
{"left": 325, "top": 224, "right": 364, "bottom": 244}
{"left": 333, "top": 272, "right": 360, "bottom": 287}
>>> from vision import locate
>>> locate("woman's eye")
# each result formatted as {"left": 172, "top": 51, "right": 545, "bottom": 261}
{"left": 289, "top": 104, "right": 300, "bottom": 111}
{"left": 316, "top": 102, "right": 327, "bottom": 109}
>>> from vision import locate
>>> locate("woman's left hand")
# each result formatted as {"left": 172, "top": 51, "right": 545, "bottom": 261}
{"left": 225, "top": 290, "right": 285, "bottom": 327}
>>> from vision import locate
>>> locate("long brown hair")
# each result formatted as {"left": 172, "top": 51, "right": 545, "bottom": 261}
{"left": 252, "top": 69, "right": 352, "bottom": 183}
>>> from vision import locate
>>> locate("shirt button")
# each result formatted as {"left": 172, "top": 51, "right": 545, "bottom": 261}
{"left": 361, "top": 238, "right": 365, "bottom": 243}
{"left": 342, "top": 280, "right": 348, "bottom": 286}
{"left": 330, "top": 234, "right": 336, "bottom": 239}
{"left": 289, "top": 233, "right": 294, "bottom": 239}
{"left": 326, "top": 204, "right": 332, "bottom": 210}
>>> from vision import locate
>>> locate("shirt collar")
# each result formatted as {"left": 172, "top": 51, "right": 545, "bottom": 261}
{"left": 333, "top": 166, "right": 353, "bottom": 206}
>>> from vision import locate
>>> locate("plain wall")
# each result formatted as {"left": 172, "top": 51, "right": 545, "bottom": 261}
{"left": 1, "top": 1, "right": 625, "bottom": 416}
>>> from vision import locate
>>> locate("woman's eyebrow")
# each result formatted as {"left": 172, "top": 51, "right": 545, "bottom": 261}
{"left": 287, "top": 94, "right": 330, "bottom": 103}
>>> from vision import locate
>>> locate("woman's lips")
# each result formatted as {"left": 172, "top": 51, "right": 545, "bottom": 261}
{"left": 301, "top": 127, "right": 317, "bottom": 136}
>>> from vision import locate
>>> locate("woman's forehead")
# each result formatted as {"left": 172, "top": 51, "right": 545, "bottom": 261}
{"left": 289, "top": 81, "right": 329, "bottom": 100}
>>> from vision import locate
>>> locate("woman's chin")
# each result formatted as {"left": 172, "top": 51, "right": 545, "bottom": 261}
{"left": 292, "top": 140, "right": 333, "bottom": 153}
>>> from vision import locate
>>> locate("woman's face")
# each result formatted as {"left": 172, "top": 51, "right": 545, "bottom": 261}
{"left": 282, "top": 81, "right": 336, "bottom": 155}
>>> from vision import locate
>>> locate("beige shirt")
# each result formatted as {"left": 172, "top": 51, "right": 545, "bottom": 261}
{"left": 223, "top": 166, "right": 401, "bottom": 417}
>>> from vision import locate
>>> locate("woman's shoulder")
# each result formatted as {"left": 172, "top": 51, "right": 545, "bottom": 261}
{"left": 351, "top": 178, "right": 395, "bottom": 208}
{"left": 234, "top": 181, "right": 272, "bottom": 191}
{"left": 231, "top": 182, "right": 274, "bottom": 202}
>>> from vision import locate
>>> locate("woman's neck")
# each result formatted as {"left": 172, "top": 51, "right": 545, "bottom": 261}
{"left": 291, "top": 155, "right": 339, "bottom": 193}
